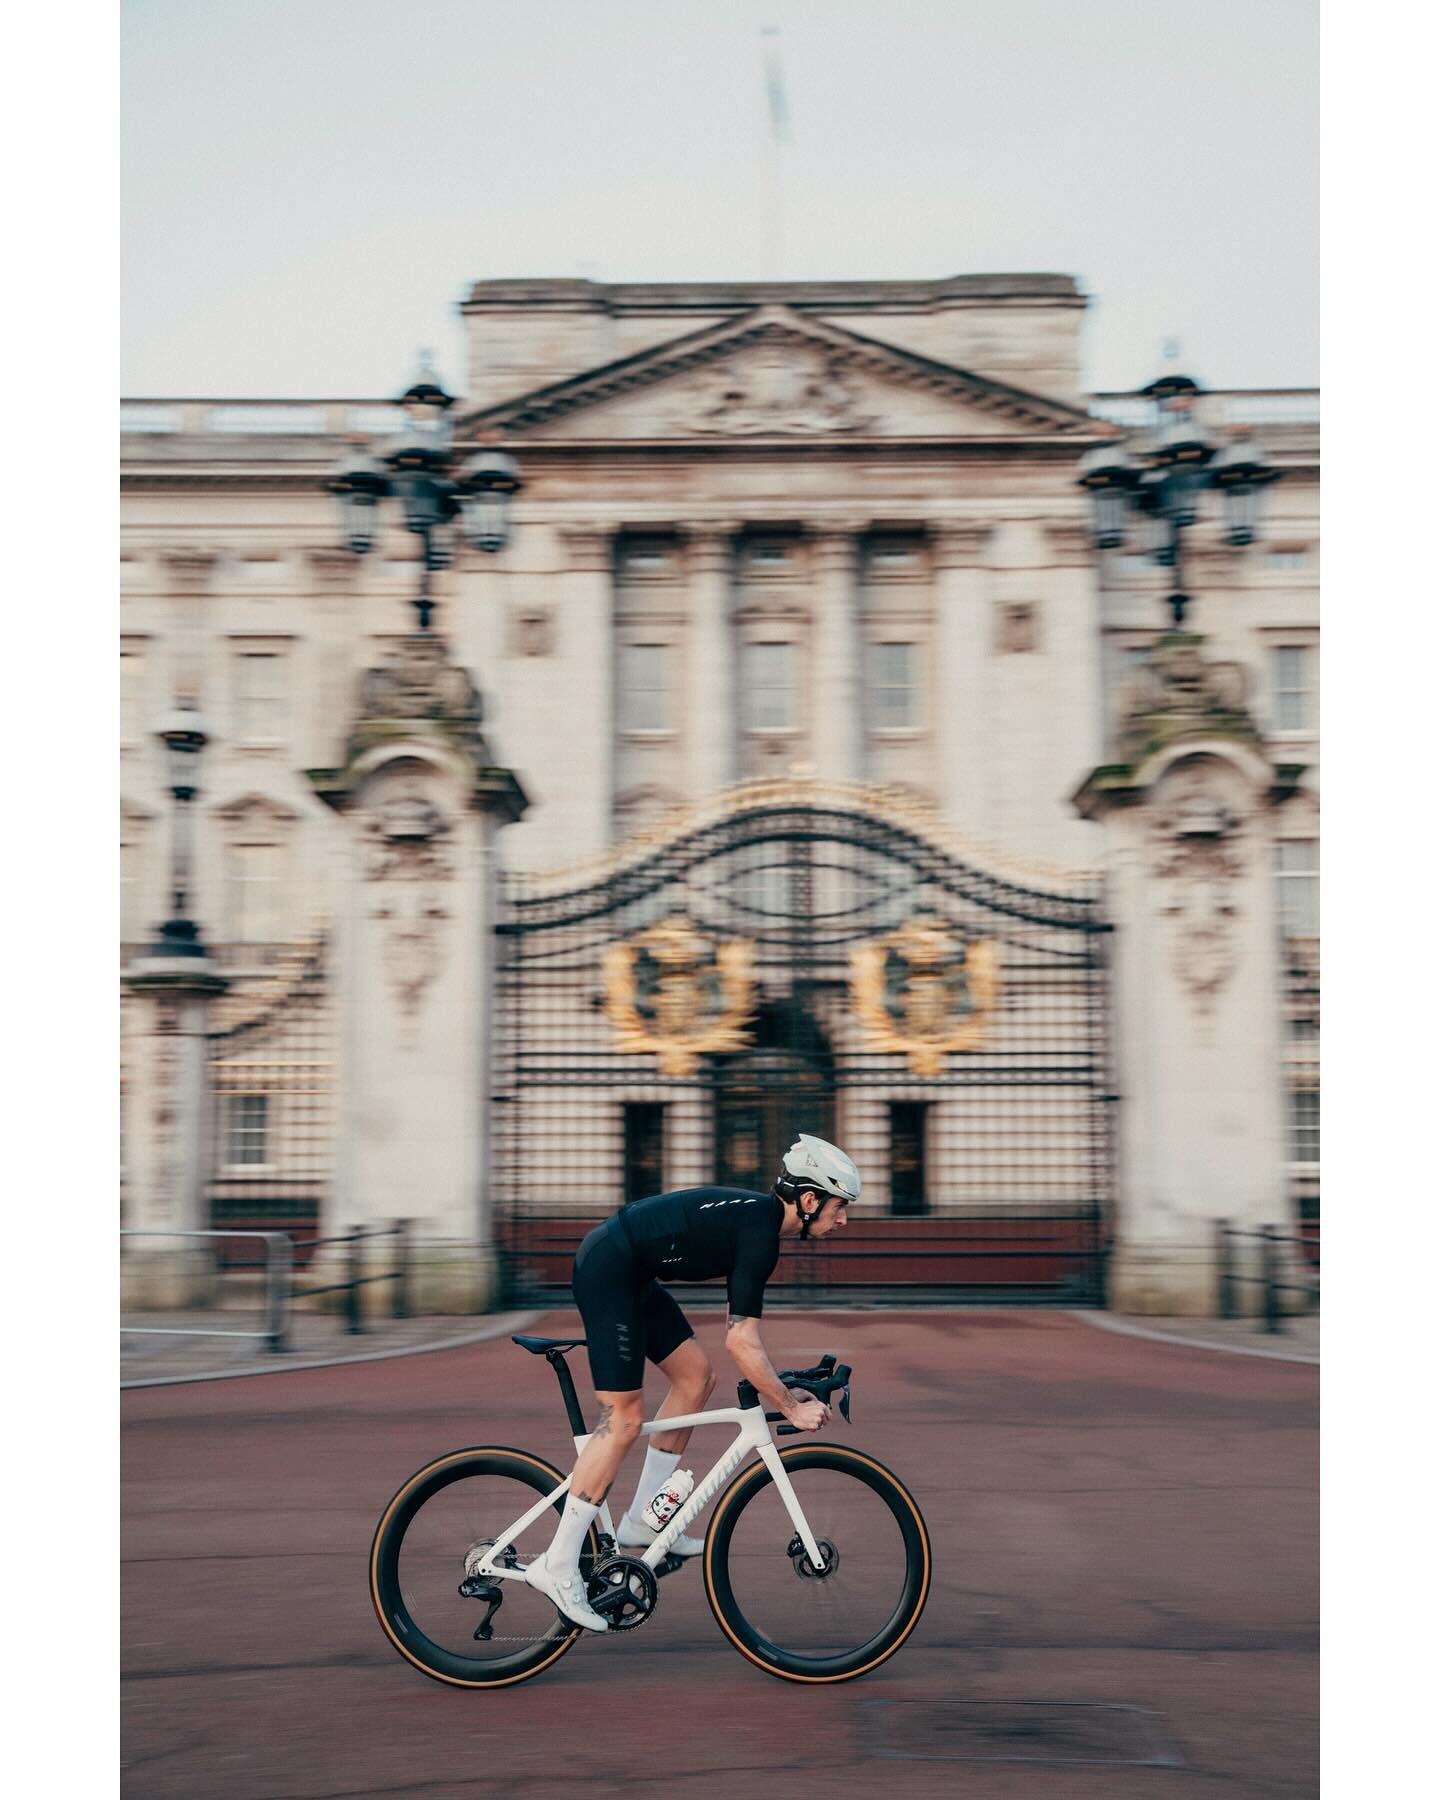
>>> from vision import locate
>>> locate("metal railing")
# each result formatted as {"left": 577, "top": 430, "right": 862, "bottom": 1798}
{"left": 1214, "top": 1220, "right": 1319, "bottom": 1333}
{"left": 120, "top": 1229, "right": 292, "bottom": 1354}
{"left": 121, "top": 1220, "right": 412, "bottom": 1354}
{"left": 289, "top": 1221, "right": 411, "bottom": 1335}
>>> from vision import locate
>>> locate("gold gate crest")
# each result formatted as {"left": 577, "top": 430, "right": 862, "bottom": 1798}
{"left": 603, "top": 916, "right": 755, "bottom": 1077}
{"left": 849, "top": 916, "right": 1001, "bottom": 1075}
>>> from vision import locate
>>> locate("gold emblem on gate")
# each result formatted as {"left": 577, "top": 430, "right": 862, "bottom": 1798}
{"left": 603, "top": 916, "right": 756, "bottom": 1077}
{"left": 849, "top": 916, "right": 1001, "bottom": 1075}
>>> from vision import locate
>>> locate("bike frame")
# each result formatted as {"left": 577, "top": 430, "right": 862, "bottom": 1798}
{"left": 469, "top": 1402, "right": 826, "bottom": 1581}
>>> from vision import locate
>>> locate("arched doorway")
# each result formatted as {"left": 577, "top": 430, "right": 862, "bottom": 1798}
{"left": 714, "top": 1003, "right": 836, "bottom": 1191}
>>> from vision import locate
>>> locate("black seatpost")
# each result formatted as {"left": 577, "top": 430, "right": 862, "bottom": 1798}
{"left": 547, "top": 1350, "right": 588, "bottom": 1437}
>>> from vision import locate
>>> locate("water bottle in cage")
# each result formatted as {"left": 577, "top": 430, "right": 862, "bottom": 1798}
{"left": 641, "top": 1468, "right": 694, "bottom": 1531}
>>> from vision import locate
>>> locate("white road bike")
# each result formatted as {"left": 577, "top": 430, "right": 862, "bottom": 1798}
{"left": 370, "top": 1333, "right": 931, "bottom": 1687}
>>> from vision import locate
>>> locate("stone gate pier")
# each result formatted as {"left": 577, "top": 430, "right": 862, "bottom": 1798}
{"left": 310, "top": 630, "right": 526, "bottom": 1311}
{"left": 1075, "top": 631, "right": 1309, "bottom": 1315}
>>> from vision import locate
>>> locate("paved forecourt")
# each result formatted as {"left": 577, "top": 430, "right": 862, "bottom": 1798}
{"left": 122, "top": 1309, "right": 1318, "bottom": 1799}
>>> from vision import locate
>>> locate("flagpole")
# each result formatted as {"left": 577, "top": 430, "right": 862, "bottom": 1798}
{"left": 761, "top": 24, "right": 791, "bottom": 281}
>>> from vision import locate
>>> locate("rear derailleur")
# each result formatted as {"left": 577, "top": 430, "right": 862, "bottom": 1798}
{"left": 458, "top": 1538, "right": 520, "bottom": 1640}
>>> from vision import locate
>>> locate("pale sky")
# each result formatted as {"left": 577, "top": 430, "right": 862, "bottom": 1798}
{"left": 121, "top": 0, "right": 1318, "bottom": 399}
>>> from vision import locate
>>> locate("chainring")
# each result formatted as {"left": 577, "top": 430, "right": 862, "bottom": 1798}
{"left": 586, "top": 1554, "right": 659, "bottom": 1631}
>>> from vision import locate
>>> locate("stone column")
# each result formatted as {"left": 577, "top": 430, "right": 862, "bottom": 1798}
{"left": 684, "top": 523, "right": 737, "bottom": 800}
{"left": 554, "top": 524, "right": 616, "bottom": 853}
{"left": 1036, "top": 517, "right": 1105, "bottom": 864}
{"left": 312, "top": 633, "right": 527, "bottom": 1311}
{"left": 1074, "top": 634, "right": 1306, "bottom": 1315}
{"left": 305, "top": 548, "right": 362, "bottom": 769}
{"left": 809, "top": 522, "right": 864, "bottom": 785}
{"left": 121, "top": 954, "right": 230, "bottom": 1307}
{"left": 160, "top": 547, "right": 220, "bottom": 706}
{"left": 930, "top": 522, "right": 993, "bottom": 839}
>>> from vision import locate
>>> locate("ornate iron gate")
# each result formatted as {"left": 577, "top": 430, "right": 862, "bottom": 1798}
{"left": 493, "top": 783, "right": 1112, "bottom": 1303}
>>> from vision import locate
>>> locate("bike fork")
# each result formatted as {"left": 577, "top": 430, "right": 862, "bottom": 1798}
{"left": 755, "top": 1440, "right": 825, "bottom": 1568}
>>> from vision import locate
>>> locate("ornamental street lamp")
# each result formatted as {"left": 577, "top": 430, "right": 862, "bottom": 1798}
{"left": 327, "top": 359, "right": 524, "bottom": 630}
{"left": 151, "top": 706, "right": 210, "bottom": 958}
{"left": 1079, "top": 374, "right": 1279, "bottom": 627}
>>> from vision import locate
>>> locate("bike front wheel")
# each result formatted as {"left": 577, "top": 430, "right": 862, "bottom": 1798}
{"left": 370, "top": 1447, "right": 600, "bottom": 1689}
{"left": 703, "top": 1443, "right": 930, "bottom": 1683}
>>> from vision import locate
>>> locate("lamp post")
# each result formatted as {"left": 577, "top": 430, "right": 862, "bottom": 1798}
{"left": 1078, "top": 375, "right": 1279, "bottom": 628}
{"left": 151, "top": 707, "right": 210, "bottom": 958}
{"left": 327, "top": 359, "right": 523, "bottom": 631}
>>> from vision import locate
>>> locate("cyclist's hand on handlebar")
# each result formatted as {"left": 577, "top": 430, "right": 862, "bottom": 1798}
{"left": 783, "top": 1391, "right": 831, "bottom": 1432}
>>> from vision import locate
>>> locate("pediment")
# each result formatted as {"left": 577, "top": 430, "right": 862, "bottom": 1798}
{"left": 461, "top": 306, "right": 1107, "bottom": 445}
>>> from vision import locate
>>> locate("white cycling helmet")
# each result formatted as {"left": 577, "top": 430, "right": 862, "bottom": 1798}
{"left": 776, "top": 1134, "right": 861, "bottom": 1207}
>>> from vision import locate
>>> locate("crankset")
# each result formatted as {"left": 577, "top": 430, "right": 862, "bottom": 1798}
{"left": 787, "top": 1534, "right": 839, "bottom": 1579}
{"left": 586, "top": 1554, "right": 659, "bottom": 1631}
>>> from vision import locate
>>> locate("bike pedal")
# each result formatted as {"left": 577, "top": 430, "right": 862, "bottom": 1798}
{"left": 654, "top": 1553, "right": 687, "bottom": 1578}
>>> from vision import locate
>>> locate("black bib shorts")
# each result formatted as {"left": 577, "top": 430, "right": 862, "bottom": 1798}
{"left": 572, "top": 1216, "right": 695, "bottom": 1392}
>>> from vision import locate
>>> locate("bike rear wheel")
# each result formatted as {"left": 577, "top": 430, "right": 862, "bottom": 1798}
{"left": 370, "top": 1447, "right": 600, "bottom": 1689}
{"left": 703, "top": 1444, "right": 930, "bottom": 1683}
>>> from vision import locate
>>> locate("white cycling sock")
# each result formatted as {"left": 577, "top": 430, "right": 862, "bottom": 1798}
{"left": 626, "top": 1446, "right": 682, "bottom": 1523}
{"left": 546, "top": 1496, "right": 600, "bottom": 1573}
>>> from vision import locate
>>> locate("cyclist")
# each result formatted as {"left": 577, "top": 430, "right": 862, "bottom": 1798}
{"left": 523, "top": 1133, "right": 861, "bottom": 1632}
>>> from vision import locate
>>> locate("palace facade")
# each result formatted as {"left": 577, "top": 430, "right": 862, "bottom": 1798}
{"left": 120, "top": 275, "right": 1319, "bottom": 1308}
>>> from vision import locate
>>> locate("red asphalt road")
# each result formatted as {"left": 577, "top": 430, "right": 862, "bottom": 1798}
{"left": 122, "top": 1311, "right": 1318, "bottom": 1799}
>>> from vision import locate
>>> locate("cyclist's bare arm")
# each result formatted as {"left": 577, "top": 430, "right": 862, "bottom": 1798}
{"left": 725, "top": 1315, "right": 830, "bottom": 1431}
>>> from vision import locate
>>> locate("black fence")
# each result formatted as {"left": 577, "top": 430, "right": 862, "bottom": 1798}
{"left": 1215, "top": 1220, "right": 1319, "bottom": 1333}
{"left": 205, "top": 1219, "right": 412, "bottom": 1346}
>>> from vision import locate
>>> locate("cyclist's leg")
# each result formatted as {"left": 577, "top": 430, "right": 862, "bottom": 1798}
{"left": 644, "top": 1290, "right": 715, "bottom": 1454}
{"left": 565, "top": 1224, "right": 647, "bottom": 1511}
{"left": 617, "top": 1291, "right": 716, "bottom": 1540}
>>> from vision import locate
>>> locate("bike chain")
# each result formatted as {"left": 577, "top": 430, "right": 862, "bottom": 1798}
{"left": 459, "top": 1544, "right": 697, "bottom": 1644}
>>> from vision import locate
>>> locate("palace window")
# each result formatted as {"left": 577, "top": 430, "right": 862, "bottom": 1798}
{"left": 870, "top": 642, "right": 919, "bottom": 729}
{"left": 225, "top": 840, "right": 283, "bottom": 943}
{"left": 1270, "top": 645, "right": 1317, "bottom": 734}
{"left": 1276, "top": 840, "right": 1319, "bottom": 938}
{"left": 889, "top": 1103, "right": 929, "bottom": 1216}
{"left": 233, "top": 649, "right": 288, "bottom": 744}
{"left": 618, "top": 642, "right": 673, "bottom": 732}
{"left": 749, "top": 542, "right": 791, "bottom": 568}
{"left": 224, "top": 1093, "right": 270, "bottom": 1168}
{"left": 1289, "top": 1089, "right": 1319, "bottom": 1166}
{"left": 621, "top": 542, "right": 672, "bottom": 572}
{"left": 742, "top": 641, "right": 795, "bottom": 731}
{"left": 623, "top": 1104, "right": 666, "bottom": 1205}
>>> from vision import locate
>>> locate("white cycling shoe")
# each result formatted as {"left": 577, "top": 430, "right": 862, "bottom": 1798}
{"left": 523, "top": 1554, "right": 609, "bottom": 1633}
{"left": 617, "top": 1511, "right": 705, "bottom": 1558}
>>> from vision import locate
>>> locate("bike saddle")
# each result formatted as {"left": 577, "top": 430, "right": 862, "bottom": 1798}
{"left": 511, "top": 1334, "right": 588, "bottom": 1355}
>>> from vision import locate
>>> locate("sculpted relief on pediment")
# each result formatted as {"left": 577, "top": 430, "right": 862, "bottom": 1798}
{"left": 505, "top": 324, "right": 1091, "bottom": 444}
{"left": 680, "top": 342, "right": 877, "bottom": 436}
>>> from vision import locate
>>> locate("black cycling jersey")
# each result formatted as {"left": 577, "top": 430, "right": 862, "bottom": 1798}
{"left": 615, "top": 1186, "right": 784, "bottom": 1318}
